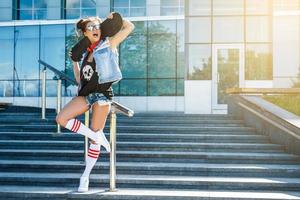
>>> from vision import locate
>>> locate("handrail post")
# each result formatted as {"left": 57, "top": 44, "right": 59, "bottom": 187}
{"left": 41, "top": 68, "right": 46, "bottom": 119}
{"left": 109, "top": 109, "right": 117, "bottom": 192}
{"left": 84, "top": 111, "right": 89, "bottom": 163}
{"left": 56, "top": 79, "right": 62, "bottom": 133}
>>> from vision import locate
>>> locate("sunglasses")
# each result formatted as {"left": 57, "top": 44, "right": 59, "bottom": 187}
{"left": 86, "top": 24, "right": 101, "bottom": 31}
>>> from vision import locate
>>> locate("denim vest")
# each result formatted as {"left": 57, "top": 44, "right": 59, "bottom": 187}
{"left": 92, "top": 38, "right": 122, "bottom": 84}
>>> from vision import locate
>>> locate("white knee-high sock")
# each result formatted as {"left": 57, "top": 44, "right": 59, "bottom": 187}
{"left": 65, "top": 119, "right": 98, "bottom": 142}
{"left": 82, "top": 143, "right": 100, "bottom": 178}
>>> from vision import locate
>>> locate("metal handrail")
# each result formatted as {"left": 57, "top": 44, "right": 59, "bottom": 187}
{"left": 38, "top": 59, "right": 134, "bottom": 192}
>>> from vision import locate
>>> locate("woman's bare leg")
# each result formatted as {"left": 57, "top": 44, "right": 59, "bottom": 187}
{"left": 56, "top": 96, "right": 89, "bottom": 127}
{"left": 90, "top": 103, "right": 110, "bottom": 133}
{"left": 56, "top": 96, "right": 106, "bottom": 144}
{"left": 78, "top": 103, "right": 111, "bottom": 192}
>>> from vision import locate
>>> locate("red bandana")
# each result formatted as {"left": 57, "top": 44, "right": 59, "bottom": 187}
{"left": 87, "top": 40, "right": 100, "bottom": 53}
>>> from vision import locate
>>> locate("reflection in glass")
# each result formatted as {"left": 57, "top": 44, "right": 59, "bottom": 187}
{"left": 120, "top": 79, "right": 146, "bottom": 96}
{"left": 213, "top": 17, "right": 244, "bottom": 43}
{"left": 213, "top": 0, "right": 244, "bottom": 15}
{"left": 148, "top": 34, "right": 176, "bottom": 78}
{"left": 188, "top": 45, "right": 211, "bottom": 80}
{"left": 177, "top": 79, "right": 184, "bottom": 96}
{"left": 177, "top": 20, "right": 185, "bottom": 78}
{"left": 0, "top": 0, "right": 13, "bottom": 21}
{"left": 19, "top": 0, "right": 60, "bottom": 20}
{"left": 246, "top": 44, "right": 272, "bottom": 80}
{"left": 120, "top": 35, "right": 147, "bottom": 78}
{"left": 188, "top": 17, "right": 211, "bottom": 43}
{"left": 0, "top": 81, "right": 13, "bottom": 97}
{"left": 0, "top": 27, "right": 14, "bottom": 79}
{"left": 189, "top": 0, "right": 211, "bottom": 16}
{"left": 14, "top": 80, "right": 39, "bottom": 97}
{"left": 65, "top": 24, "right": 79, "bottom": 89}
{"left": 149, "top": 79, "right": 176, "bottom": 96}
{"left": 40, "top": 25, "right": 65, "bottom": 79}
{"left": 217, "top": 49, "right": 240, "bottom": 104}
{"left": 148, "top": 21, "right": 176, "bottom": 78}
{"left": 161, "top": 0, "right": 184, "bottom": 16}
{"left": 246, "top": 0, "right": 270, "bottom": 15}
{"left": 15, "top": 26, "right": 39, "bottom": 79}
{"left": 246, "top": 16, "right": 271, "bottom": 42}
{"left": 113, "top": 0, "right": 146, "bottom": 17}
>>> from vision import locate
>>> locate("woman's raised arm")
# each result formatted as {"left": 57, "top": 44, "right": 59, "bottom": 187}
{"left": 109, "top": 19, "right": 135, "bottom": 49}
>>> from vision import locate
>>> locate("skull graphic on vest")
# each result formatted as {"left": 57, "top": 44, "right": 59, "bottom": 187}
{"left": 82, "top": 65, "right": 94, "bottom": 81}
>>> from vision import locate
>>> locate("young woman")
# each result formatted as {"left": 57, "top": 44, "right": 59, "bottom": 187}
{"left": 56, "top": 13, "right": 134, "bottom": 192}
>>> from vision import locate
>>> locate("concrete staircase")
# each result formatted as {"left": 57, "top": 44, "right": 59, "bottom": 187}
{"left": 0, "top": 106, "right": 300, "bottom": 200}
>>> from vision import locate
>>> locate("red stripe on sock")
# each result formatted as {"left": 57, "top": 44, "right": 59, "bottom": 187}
{"left": 71, "top": 119, "right": 77, "bottom": 132}
{"left": 88, "top": 151, "right": 99, "bottom": 156}
{"left": 88, "top": 154, "right": 99, "bottom": 158}
{"left": 89, "top": 149, "right": 100, "bottom": 153}
{"left": 74, "top": 120, "right": 81, "bottom": 132}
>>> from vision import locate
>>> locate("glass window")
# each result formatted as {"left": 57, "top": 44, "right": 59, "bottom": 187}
{"left": 14, "top": 80, "right": 39, "bottom": 97}
{"left": 20, "top": 0, "right": 33, "bottom": 9}
{"left": 120, "top": 79, "right": 147, "bottom": 96}
{"left": 189, "top": 0, "right": 211, "bottom": 16}
{"left": 274, "top": 0, "right": 299, "bottom": 11}
{"left": 40, "top": 25, "right": 65, "bottom": 79}
{"left": 120, "top": 35, "right": 147, "bottom": 78}
{"left": 188, "top": 44, "right": 211, "bottom": 80}
{"left": 177, "top": 20, "right": 185, "bottom": 78}
{"left": 15, "top": 26, "right": 39, "bottom": 79}
{"left": 213, "top": 0, "right": 244, "bottom": 15}
{"left": 0, "top": 81, "right": 13, "bottom": 97}
{"left": 148, "top": 20, "right": 176, "bottom": 78}
{"left": 113, "top": 0, "right": 129, "bottom": 17}
{"left": 81, "top": 9, "right": 96, "bottom": 17}
{"left": 0, "top": 0, "right": 13, "bottom": 21}
{"left": 148, "top": 34, "right": 176, "bottom": 78}
{"left": 130, "top": 0, "right": 146, "bottom": 16}
{"left": 213, "top": 17, "right": 244, "bottom": 43}
{"left": 246, "top": 0, "right": 271, "bottom": 15}
{"left": 246, "top": 16, "right": 271, "bottom": 42}
{"left": 112, "top": 83, "right": 120, "bottom": 96}
{"left": 148, "top": 20, "right": 176, "bottom": 34}
{"left": 66, "top": 0, "right": 96, "bottom": 19}
{"left": 246, "top": 44, "right": 272, "bottom": 80}
{"left": 188, "top": 17, "right": 211, "bottom": 43}
{"left": 19, "top": 0, "right": 61, "bottom": 20}
{"left": 149, "top": 79, "right": 176, "bottom": 96}
{"left": 34, "top": 0, "right": 47, "bottom": 8}
{"left": 0, "top": 27, "right": 14, "bottom": 80}
{"left": 82, "top": 0, "right": 96, "bottom": 8}
{"left": 66, "top": 0, "right": 80, "bottom": 8}
{"left": 177, "top": 79, "right": 184, "bottom": 96}
{"left": 161, "top": 0, "right": 183, "bottom": 16}
{"left": 65, "top": 24, "right": 80, "bottom": 87}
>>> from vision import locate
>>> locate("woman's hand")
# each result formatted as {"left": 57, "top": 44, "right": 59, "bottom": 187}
{"left": 107, "top": 12, "right": 114, "bottom": 19}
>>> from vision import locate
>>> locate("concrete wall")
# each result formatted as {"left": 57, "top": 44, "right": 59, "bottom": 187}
{"left": 228, "top": 95, "right": 300, "bottom": 156}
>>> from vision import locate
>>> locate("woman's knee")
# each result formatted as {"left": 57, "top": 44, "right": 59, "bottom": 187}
{"left": 56, "top": 113, "right": 68, "bottom": 127}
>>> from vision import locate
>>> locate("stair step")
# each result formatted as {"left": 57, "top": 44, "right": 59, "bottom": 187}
{"left": 1, "top": 173, "right": 300, "bottom": 191}
{"left": 0, "top": 132, "right": 266, "bottom": 143}
{"left": 0, "top": 140, "right": 283, "bottom": 152}
{"left": 0, "top": 160, "right": 299, "bottom": 177}
{"left": 0, "top": 149, "right": 298, "bottom": 164}
{"left": 0, "top": 124, "right": 256, "bottom": 132}
{"left": 0, "top": 186, "right": 300, "bottom": 200}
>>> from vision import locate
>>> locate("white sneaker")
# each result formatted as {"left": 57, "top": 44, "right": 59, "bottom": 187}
{"left": 95, "top": 131, "right": 111, "bottom": 153}
{"left": 78, "top": 176, "right": 89, "bottom": 192}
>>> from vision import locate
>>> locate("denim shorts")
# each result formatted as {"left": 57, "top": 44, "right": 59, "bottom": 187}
{"left": 85, "top": 92, "right": 112, "bottom": 107}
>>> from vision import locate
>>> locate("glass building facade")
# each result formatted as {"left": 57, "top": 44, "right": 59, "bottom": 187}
{"left": 0, "top": 0, "right": 184, "bottom": 98}
{"left": 0, "top": 0, "right": 299, "bottom": 113}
